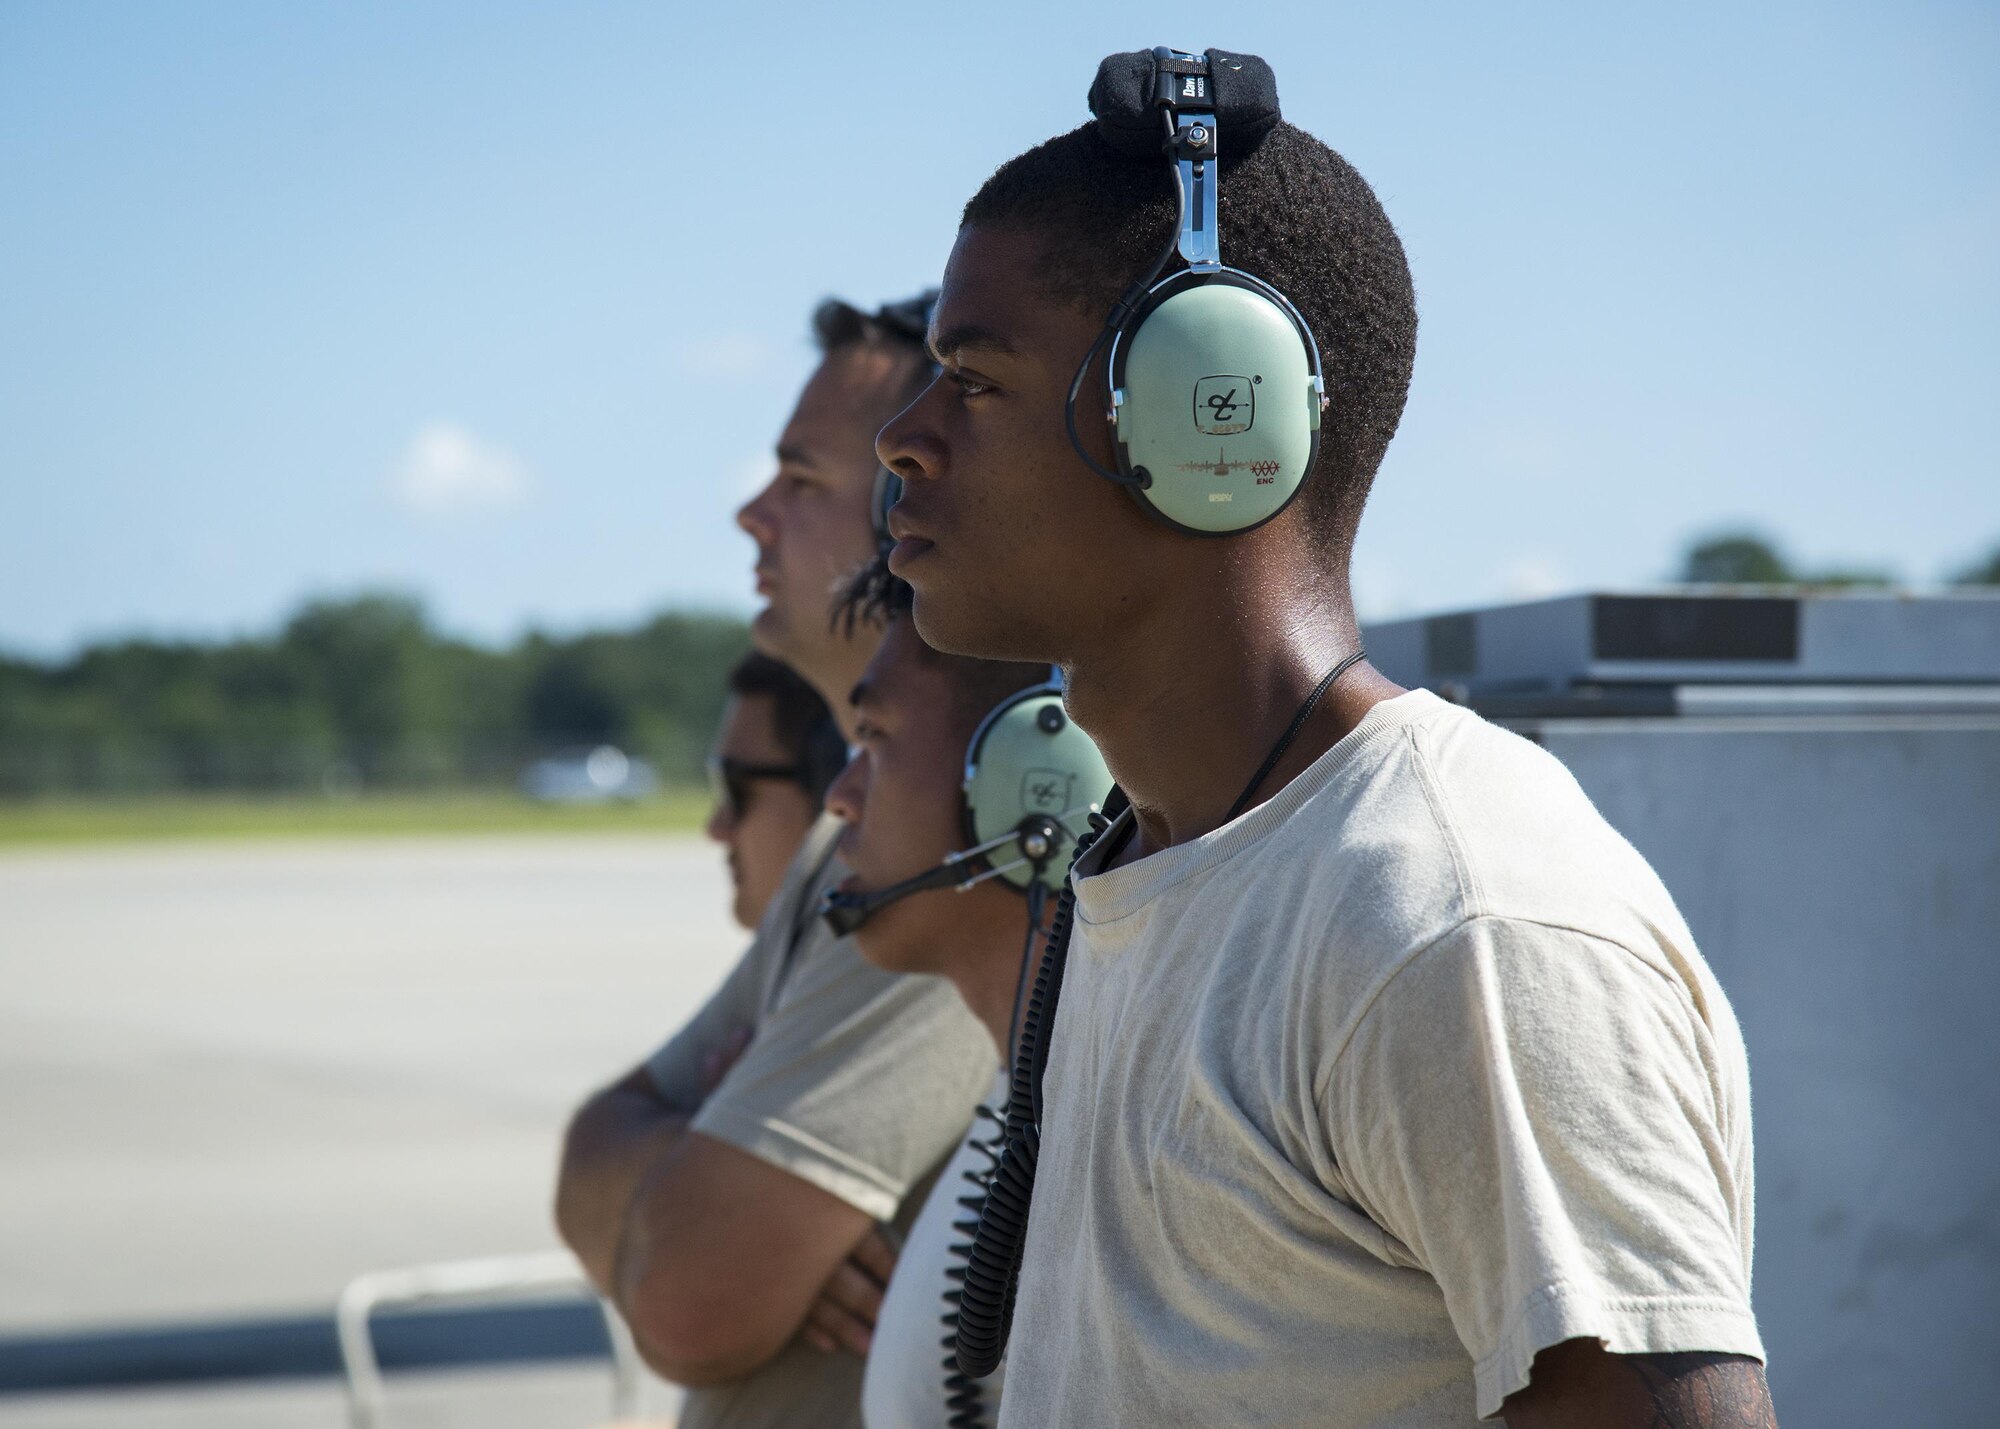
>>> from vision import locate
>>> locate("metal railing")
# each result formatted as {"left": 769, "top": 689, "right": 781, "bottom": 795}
{"left": 334, "top": 1251, "right": 641, "bottom": 1429}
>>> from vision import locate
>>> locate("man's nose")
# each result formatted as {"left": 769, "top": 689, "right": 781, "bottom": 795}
{"left": 704, "top": 800, "right": 734, "bottom": 845}
{"left": 876, "top": 395, "right": 940, "bottom": 485}
{"left": 824, "top": 752, "right": 866, "bottom": 825}
{"left": 736, "top": 482, "right": 778, "bottom": 544}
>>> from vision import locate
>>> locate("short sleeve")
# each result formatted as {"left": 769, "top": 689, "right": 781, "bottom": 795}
{"left": 1325, "top": 916, "right": 1763, "bottom": 1418}
{"left": 691, "top": 921, "right": 997, "bottom": 1222}
{"left": 640, "top": 816, "right": 841, "bottom": 1111}
{"left": 642, "top": 934, "right": 769, "bottom": 1114}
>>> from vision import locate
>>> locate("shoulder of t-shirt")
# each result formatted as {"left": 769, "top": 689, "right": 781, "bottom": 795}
{"left": 1258, "top": 697, "right": 1694, "bottom": 1013}
{"left": 733, "top": 813, "right": 849, "bottom": 979}
{"left": 1394, "top": 700, "right": 1690, "bottom": 949}
{"left": 769, "top": 930, "right": 993, "bottom": 1083}
{"left": 762, "top": 852, "right": 989, "bottom": 1056}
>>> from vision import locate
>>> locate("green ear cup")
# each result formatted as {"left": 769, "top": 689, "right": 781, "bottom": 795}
{"left": 962, "top": 688, "right": 1114, "bottom": 893}
{"left": 1109, "top": 268, "right": 1323, "bottom": 536}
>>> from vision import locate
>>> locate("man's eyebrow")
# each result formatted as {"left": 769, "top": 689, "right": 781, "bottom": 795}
{"left": 927, "top": 322, "right": 1019, "bottom": 365}
{"left": 776, "top": 443, "right": 815, "bottom": 469}
{"left": 847, "top": 679, "right": 875, "bottom": 711}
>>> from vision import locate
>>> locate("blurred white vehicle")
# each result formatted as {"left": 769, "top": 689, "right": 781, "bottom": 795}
{"left": 517, "top": 744, "right": 659, "bottom": 804}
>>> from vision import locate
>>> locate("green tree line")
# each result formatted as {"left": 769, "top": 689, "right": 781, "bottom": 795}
{"left": 1677, "top": 532, "right": 2000, "bottom": 588}
{"left": 5, "top": 534, "right": 1994, "bottom": 799}
{"left": 0, "top": 595, "right": 747, "bottom": 798}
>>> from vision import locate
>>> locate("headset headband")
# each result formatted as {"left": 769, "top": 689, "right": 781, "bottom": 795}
{"left": 1087, "top": 47, "right": 1280, "bottom": 160}
{"left": 1155, "top": 48, "right": 1222, "bottom": 269}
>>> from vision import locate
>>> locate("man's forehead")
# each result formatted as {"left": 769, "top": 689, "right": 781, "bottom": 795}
{"left": 781, "top": 344, "right": 920, "bottom": 453}
{"left": 931, "top": 227, "right": 1064, "bottom": 361}
{"left": 778, "top": 390, "right": 885, "bottom": 470}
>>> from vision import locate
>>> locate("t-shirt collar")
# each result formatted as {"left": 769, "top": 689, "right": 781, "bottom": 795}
{"left": 1070, "top": 689, "right": 1444, "bottom": 925}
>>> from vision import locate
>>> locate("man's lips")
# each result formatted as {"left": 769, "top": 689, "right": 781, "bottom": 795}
{"left": 883, "top": 513, "right": 935, "bottom": 574}
{"left": 884, "top": 509, "right": 929, "bottom": 546}
{"left": 886, "top": 537, "right": 933, "bottom": 575}
{"left": 753, "top": 565, "right": 777, "bottom": 596}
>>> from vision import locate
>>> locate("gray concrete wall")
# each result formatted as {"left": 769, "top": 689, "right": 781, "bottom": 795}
{"left": 1535, "top": 719, "right": 2000, "bottom": 1427}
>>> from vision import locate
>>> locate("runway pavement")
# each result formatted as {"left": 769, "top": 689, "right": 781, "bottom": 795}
{"left": 0, "top": 833, "right": 748, "bottom": 1425}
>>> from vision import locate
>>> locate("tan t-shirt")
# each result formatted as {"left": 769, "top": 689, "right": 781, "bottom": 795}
{"left": 1000, "top": 691, "right": 1762, "bottom": 1427}
{"left": 646, "top": 814, "right": 996, "bottom": 1429}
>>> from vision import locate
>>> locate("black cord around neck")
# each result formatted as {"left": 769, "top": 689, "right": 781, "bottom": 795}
{"left": 1223, "top": 647, "right": 1368, "bottom": 825}
{"left": 1091, "top": 647, "right": 1368, "bottom": 872}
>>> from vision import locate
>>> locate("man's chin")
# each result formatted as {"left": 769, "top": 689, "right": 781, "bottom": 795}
{"left": 728, "top": 875, "right": 761, "bottom": 930}
{"left": 747, "top": 605, "right": 793, "bottom": 660}
{"left": 909, "top": 583, "right": 1051, "bottom": 665}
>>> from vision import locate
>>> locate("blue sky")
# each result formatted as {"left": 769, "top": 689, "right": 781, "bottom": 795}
{"left": 2, "top": 1, "right": 1995, "bottom": 657}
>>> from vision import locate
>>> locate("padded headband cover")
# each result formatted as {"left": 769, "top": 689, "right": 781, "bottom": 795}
{"left": 1087, "top": 49, "right": 1281, "bottom": 161}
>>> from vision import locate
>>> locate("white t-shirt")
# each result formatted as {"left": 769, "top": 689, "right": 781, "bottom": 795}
{"left": 863, "top": 1068, "right": 1012, "bottom": 1429}
{"left": 999, "top": 691, "right": 1762, "bottom": 1427}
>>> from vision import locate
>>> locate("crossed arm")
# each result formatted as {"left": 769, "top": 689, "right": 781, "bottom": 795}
{"left": 1502, "top": 1340, "right": 1777, "bottom": 1427}
{"left": 559, "top": 1068, "right": 1778, "bottom": 1417}
{"left": 555, "top": 1062, "right": 880, "bottom": 1385}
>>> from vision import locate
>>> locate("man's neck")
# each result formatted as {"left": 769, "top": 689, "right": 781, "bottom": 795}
{"left": 1062, "top": 575, "right": 1398, "bottom": 865}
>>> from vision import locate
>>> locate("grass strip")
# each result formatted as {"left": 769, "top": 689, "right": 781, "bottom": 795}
{"left": 0, "top": 790, "right": 711, "bottom": 846}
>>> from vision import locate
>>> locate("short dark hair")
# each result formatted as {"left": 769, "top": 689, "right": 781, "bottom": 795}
{"left": 727, "top": 652, "right": 841, "bottom": 789}
{"left": 961, "top": 121, "right": 1417, "bottom": 555}
{"left": 812, "top": 294, "right": 934, "bottom": 406}
{"left": 837, "top": 554, "right": 1049, "bottom": 719}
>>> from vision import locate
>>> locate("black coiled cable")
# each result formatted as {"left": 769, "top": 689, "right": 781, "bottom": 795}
{"left": 941, "top": 1100, "right": 1006, "bottom": 1426}
{"left": 949, "top": 806, "right": 1114, "bottom": 1382}
{"left": 940, "top": 877, "right": 1052, "bottom": 1426}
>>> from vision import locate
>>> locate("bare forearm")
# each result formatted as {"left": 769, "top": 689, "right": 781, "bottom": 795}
{"left": 554, "top": 1078, "right": 691, "bottom": 1293}
{"left": 1503, "top": 1341, "right": 1778, "bottom": 1429}
{"left": 1609, "top": 1354, "right": 1779, "bottom": 1429}
{"left": 614, "top": 1131, "right": 874, "bottom": 1385}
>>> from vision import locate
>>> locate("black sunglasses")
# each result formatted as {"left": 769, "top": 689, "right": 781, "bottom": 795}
{"left": 707, "top": 754, "right": 814, "bottom": 820}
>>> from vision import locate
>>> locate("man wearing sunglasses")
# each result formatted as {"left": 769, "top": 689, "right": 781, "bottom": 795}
{"left": 705, "top": 652, "right": 849, "bottom": 931}
{"left": 556, "top": 295, "right": 993, "bottom": 1429}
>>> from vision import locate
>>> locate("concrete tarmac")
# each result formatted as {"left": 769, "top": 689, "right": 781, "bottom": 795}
{"left": 0, "top": 834, "right": 746, "bottom": 1424}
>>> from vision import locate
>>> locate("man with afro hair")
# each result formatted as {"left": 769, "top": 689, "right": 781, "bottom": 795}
{"left": 874, "top": 49, "right": 1774, "bottom": 1429}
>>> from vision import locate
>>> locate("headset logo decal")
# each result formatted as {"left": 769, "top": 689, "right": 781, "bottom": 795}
{"left": 1194, "top": 375, "right": 1255, "bottom": 435}
{"left": 1021, "top": 769, "right": 1073, "bottom": 815}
